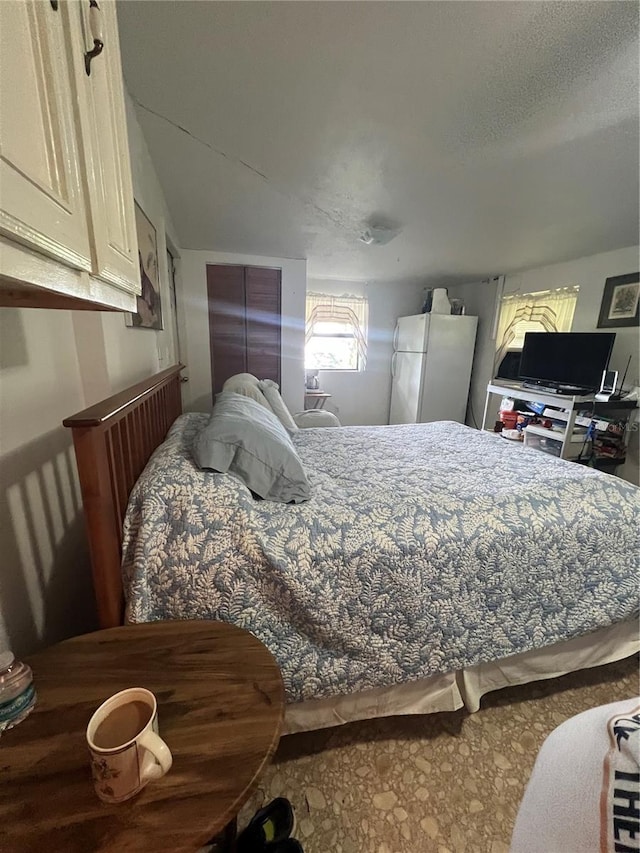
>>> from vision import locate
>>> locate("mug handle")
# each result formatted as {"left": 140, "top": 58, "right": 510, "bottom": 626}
{"left": 138, "top": 729, "right": 173, "bottom": 781}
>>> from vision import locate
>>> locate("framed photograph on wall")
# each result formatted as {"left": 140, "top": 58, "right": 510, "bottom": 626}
{"left": 597, "top": 272, "right": 639, "bottom": 328}
{"left": 125, "top": 201, "right": 163, "bottom": 330}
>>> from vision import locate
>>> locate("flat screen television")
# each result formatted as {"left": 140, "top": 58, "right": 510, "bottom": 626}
{"left": 519, "top": 332, "right": 616, "bottom": 392}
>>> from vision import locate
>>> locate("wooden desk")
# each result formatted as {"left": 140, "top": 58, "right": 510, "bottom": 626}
{"left": 0, "top": 621, "right": 284, "bottom": 853}
{"left": 304, "top": 391, "right": 332, "bottom": 409}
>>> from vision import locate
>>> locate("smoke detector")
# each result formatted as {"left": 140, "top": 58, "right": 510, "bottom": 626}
{"left": 358, "top": 225, "right": 399, "bottom": 246}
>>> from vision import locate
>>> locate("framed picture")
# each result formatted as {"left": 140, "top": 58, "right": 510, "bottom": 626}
{"left": 597, "top": 272, "right": 639, "bottom": 329}
{"left": 125, "top": 201, "right": 163, "bottom": 330}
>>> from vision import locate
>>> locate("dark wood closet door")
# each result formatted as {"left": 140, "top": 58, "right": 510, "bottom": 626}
{"left": 206, "top": 264, "right": 246, "bottom": 394}
{"left": 206, "top": 264, "right": 282, "bottom": 397}
{"left": 245, "top": 266, "right": 281, "bottom": 385}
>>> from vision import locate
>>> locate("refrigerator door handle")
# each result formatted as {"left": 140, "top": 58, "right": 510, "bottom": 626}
{"left": 391, "top": 351, "right": 397, "bottom": 377}
{"left": 392, "top": 324, "right": 399, "bottom": 352}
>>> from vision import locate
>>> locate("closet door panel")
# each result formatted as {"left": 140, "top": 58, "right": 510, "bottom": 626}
{"left": 206, "top": 264, "right": 246, "bottom": 394}
{"left": 245, "top": 267, "right": 281, "bottom": 386}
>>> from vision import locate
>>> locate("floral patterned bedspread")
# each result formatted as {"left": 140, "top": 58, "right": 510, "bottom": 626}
{"left": 123, "top": 414, "right": 640, "bottom": 703}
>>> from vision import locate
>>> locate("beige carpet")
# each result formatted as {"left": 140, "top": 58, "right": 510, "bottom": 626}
{"left": 240, "top": 656, "right": 639, "bottom": 853}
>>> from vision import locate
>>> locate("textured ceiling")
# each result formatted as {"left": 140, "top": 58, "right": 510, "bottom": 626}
{"left": 118, "top": 1, "right": 639, "bottom": 284}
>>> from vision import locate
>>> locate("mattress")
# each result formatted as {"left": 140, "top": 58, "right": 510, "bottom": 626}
{"left": 122, "top": 413, "right": 640, "bottom": 704}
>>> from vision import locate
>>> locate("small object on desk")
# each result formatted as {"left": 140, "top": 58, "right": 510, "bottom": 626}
{"left": 304, "top": 370, "right": 319, "bottom": 390}
{"left": 0, "top": 651, "right": 36, "bottom": 736}
{"left": 526, "top": 400, "right": 547, "bottom": 416}
{"left": 87, "top": 686, "right": 172, "bottom": 803}
{"left": 502, "top": 428, "right": 523, "bottom": 441}
{"left": 595, "top": 369, "right": 619, "bottom": 402}
{"left": 516, "top": 413, "right": 533, "bottom": 431}
{"left": 500, "top": 410, "right": 518, "bottom": 430}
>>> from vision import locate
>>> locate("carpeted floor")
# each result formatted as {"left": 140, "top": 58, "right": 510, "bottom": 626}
{"left": 240, "top": 656, "right": 639, "bottom": 853}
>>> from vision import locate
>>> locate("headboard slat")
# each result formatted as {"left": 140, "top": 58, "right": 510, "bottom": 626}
{"left": 64, "top": 365, "right": 184, "bottom": 627}
{"left": 119, "top": 418, "right": 133, "bottom": 490}
{"left": 105, "top": 430, "right": 122, "bottom": 530}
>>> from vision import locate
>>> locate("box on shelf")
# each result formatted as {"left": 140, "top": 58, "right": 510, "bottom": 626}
{"left": 524, "top": 427, "right": 590, "bottom": 459}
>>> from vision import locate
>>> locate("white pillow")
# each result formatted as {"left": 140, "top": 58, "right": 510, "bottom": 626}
{"left": 222, "top": 374, "right": 272, "bottom": 410}
{"left": 259, "top": 379, "right": 298, "bottom": 432}
{"left": 223, "top": 372, "right": 260, "bottom": 388}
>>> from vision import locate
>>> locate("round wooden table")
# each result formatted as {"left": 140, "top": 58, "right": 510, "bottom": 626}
{"left": 0, "top": 620, "right": 284, "bottom": 852}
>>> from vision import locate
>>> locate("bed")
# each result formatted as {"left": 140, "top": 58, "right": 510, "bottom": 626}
{"left": 64, "top": 366, "right": 640, "bottom": 733}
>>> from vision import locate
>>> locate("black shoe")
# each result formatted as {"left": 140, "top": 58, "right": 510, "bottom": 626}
{"left": 236, "top": 798, "right": 296, "bottom": 852}
{"left": 265, "top": 841, "right": 304, "bottom": 853}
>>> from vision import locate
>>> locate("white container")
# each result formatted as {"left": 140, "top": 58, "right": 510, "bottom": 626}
{"left": 430, "top": 288, "right": 451, "bottom": 314}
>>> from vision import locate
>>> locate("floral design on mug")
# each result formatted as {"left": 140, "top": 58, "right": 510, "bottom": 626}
{"left": 91, "top": 756, "right": 121, "bottom": 783}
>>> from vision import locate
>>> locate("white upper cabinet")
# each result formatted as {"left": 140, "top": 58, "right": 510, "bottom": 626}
{"left": 0, "top": 0, "right": 140, "bottom": 310}
{"left": 0, "top": 0, "right": 93, "bottom": 271}
{"left": 67, "top": 0, "right": 139, "bottom": 293}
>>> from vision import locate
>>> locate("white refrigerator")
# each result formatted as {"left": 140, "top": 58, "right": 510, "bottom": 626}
{"left": 389, "top": 313, "right": 478, "bottom": 425}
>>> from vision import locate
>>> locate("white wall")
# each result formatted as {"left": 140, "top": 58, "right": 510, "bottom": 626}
{"left": 448, "top": 245, "right": 639, "bottom": 482}
{"left": 178, "top": 251, "right": 307, "bottom": 414}
{"left": 0, "top": 94, "right": 180, "bottom": 657}
{"left": 308, "top": 279, "right": 425, "bottom": 425}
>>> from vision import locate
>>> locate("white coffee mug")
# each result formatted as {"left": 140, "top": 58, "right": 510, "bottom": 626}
{"left": 86, "top": 687, "right": 172, "bottom": 803}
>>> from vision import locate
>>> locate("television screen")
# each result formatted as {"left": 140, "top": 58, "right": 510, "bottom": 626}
{"left": 519, "top": 332, "right": 616, "bottom": 391}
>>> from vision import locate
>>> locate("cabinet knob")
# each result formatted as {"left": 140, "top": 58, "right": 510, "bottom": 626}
{"left": 84, "top": 0, "right": 104, "bottom": 76}
{"left": 50, "top": 1, "right": 59, "bottom": 10}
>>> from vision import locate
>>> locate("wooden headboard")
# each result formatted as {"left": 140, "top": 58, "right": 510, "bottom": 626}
{"left": 63, "top": 365, "right": 184, "bottom": 628}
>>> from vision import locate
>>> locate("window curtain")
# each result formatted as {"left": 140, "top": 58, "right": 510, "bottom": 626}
{"left": 494, "top": 286, "right": 579, "bottom": 371}
{"left": 305, "top": 292, "right": 368, "bottom": 368}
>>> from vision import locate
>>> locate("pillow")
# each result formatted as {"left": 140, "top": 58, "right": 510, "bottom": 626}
{"left": 193, "top": 392, "right": 310, "bottom": 503}
{"left": 222, "top": 374, "right": 272, "bottom": 410}
{"left": 259, "top": 379, "right": 299, "bottom": 432}
{"left": 224, "top": 373, "right": 260, "bottom": 387}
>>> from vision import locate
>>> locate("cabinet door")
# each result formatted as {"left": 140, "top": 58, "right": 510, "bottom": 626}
{"left": 66, "top": 0, "right": 139, "bottom": 293}
{"left": 0, "top": 0, "right": 92, "bottom": 271}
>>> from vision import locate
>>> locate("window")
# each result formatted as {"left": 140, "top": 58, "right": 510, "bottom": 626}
{"left": 495, "top": 286, "right": 579, "bottom": 370}
{"left": 305, "top": 293, "right": 368, "bottom": 370}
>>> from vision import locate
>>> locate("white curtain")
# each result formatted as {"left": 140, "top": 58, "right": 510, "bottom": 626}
{"left": 495, "top": 286, "right": 579, "bottom": 371}
{"left": 305, "top": 292, "right": 368, "bottom": 368}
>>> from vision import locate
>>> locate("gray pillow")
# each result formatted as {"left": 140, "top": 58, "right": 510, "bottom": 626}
{"left": 193, "top": 391, "right": 311, "bottom": 503}
{"left": 259, "top": 379, "right": 299, "bottom": 432}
